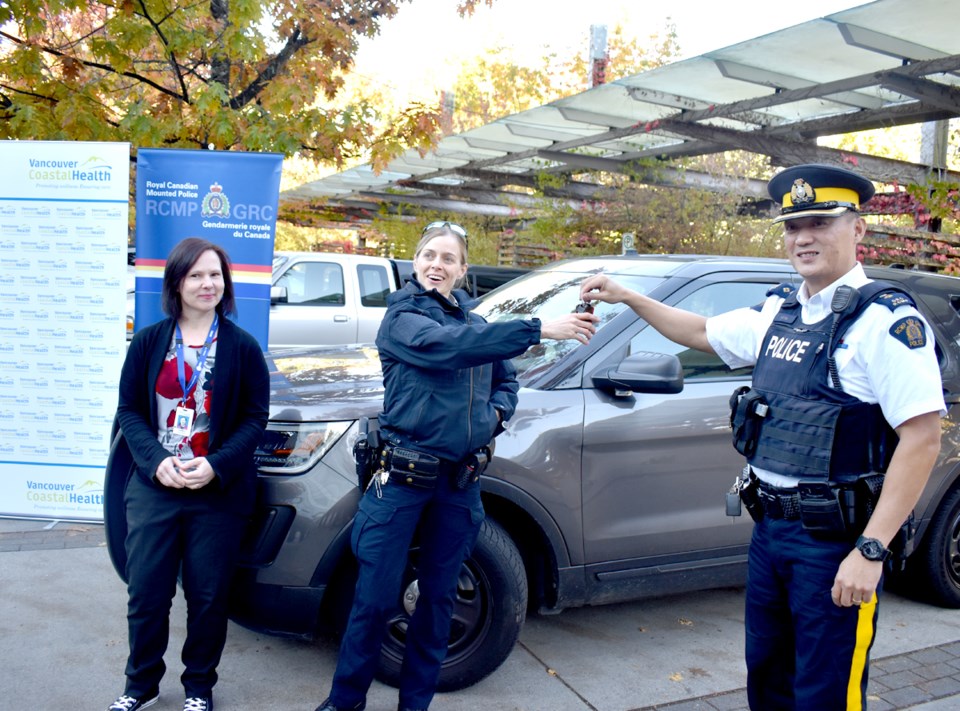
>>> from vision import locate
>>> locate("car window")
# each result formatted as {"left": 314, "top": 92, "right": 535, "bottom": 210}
{"left": 357, "top": 264, "right": 391, "bottom": 307}
{"left": 275, "top": 261, "right": 345, "bottom": 306}
{"left": 629, "top": 281, "right": 771, "bottom": 379}
{"left": 477, "top": 270, "right": 664, "bottom": 380}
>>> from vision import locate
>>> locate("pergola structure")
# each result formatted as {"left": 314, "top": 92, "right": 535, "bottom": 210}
{"left": 280, "top": 0, "right": 960, "bottom": 249}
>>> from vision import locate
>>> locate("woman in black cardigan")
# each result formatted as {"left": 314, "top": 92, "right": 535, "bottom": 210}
{"left": 107, "top": 238, "right": 270, "bottom": 711}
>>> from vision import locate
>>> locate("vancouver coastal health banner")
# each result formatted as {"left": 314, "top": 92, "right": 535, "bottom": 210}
{"left": 134, "top": 148, "right": 281, "bottom": 349}
{"left": 0, "top": 141, "right": 130, "bottom": 521}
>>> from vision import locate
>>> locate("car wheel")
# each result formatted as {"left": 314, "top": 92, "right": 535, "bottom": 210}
{"left": 375, "top": 518, "right": 528, "bottom": 691}
{"left": 104, "top": 429, "right": 134, "bottom": 583}
{"left": 902, "top": 486, "right": 960, "bottom": 608}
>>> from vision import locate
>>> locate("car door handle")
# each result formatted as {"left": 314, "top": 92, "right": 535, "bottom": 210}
{"left": 334, "top": 315, "right": 349, "bottom": 322}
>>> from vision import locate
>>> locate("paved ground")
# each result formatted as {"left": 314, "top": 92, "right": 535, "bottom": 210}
{"left": 4, "top": 516, "right": 960, "bottom": 710}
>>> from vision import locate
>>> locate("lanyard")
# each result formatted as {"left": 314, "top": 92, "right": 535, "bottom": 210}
{"left": 175, "top": 314, "right": 219, "bottom": 406}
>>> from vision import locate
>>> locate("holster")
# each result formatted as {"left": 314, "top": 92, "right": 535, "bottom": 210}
{"left": 739, "top": 472, "right": 764, "bottom": 523}
{"left": 352, "top": 417, "right": 381, "bottom": 491}
{"left": 797, "top": 481, "right": 847, "bottom": 537}
{"left": 796, "top": 473, "right": 886, "bottom": 540}
{"left": 455, "top": 447, "right": 490, "bottom": 490}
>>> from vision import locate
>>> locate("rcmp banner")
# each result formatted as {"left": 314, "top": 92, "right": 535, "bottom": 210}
{"left": 134, "top": 148, "right": 281, "bottom": 350}
{"left": 0, "top": 140, "right": 130, "bottom": 521}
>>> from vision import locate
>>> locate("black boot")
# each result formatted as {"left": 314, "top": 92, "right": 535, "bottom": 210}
{"left": 314, "top": 699, "right": 365, "bottom": 711}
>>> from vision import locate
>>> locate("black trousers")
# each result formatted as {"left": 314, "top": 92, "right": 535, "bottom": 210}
{"left": 122, "top": 474, "right": 246, "bottom": 698}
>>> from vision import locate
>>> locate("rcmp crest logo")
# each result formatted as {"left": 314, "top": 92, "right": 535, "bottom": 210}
{"left": 201, "top": 182, "right": 231, "bottom": 218}
{"left": 790, "top": 178, "right": 816, "bottom": 206}
{"left": 890, "top": 316, "right": 927, "bottom": 349}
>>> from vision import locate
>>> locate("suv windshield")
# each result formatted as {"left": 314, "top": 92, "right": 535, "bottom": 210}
{"left": 475, "top": 265, "right": 664, "bottom": 380}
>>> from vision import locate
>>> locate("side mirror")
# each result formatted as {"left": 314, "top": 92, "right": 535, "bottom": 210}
{"left": 591, "top": 351, "right": 684, "bottom": 397}
{"left": 270, "top": 285, "right": 288, "bottom": 304}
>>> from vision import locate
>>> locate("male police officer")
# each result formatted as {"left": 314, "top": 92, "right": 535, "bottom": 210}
{"left": 580, "top": 163, "right": 945, "bottom": 710}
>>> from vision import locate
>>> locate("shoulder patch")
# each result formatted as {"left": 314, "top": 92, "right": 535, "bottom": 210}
{"left": 766, "top": 283, "right": 796, "bottom": 299}
{"left": 874, "top": 291, "right": 914, "bottom": 311}
{"left": 889, "top": 316, "right": 927, "bottom": 349}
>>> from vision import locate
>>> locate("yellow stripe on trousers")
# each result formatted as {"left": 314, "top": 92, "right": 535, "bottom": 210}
{"left": 846, "top": 596, "right": 878, "bottom": 710}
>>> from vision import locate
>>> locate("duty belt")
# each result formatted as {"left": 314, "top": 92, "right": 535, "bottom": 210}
{"left": 756, "top": 480, "right": 801, "bottom": 520}
{"left": 378, "top": 443, "right": 489, "bottom": 491}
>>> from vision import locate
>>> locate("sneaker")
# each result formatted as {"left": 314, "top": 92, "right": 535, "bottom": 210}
{"left": 183, "top": 698, "right": 213, "bottom": 711}
{"left": 106, "top": 693, "right": 159, "bottom": 711}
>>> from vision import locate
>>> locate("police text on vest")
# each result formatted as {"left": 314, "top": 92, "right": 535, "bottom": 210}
{"left": 765, "top": 335, "right": 811, "bottom": 363}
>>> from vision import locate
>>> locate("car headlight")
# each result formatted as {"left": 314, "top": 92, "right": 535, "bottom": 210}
{"left": 254, "top": 421, "right": 351, "bottom": 475}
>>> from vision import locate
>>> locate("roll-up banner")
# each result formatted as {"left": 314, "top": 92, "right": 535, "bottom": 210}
{"left": 134, "top": 149, "right": 281, "bottom": 350}
{"left": 0, "top": 141, "right": 130, "bottom": 521}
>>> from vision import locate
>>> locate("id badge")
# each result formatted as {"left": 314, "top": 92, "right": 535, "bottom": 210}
{"left": 172, "top": 406, "right": 194, "bottom": 437}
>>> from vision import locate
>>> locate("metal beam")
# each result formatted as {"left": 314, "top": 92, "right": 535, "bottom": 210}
{"left": 836, "top": 22, "right": 949, "bottom": 62}
{"left": 651, "top": 118, "right": 960, "bottom": 184}
{"left": 534, "top": 151, "right": 770, "bottom": 197}
{"left": 714, "top": 60, "right": 885, "bottom": 110}
{"left": 879, "top": 74, "right": 960, "bottom": 113}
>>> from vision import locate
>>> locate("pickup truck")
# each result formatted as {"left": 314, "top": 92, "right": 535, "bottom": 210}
{"left": 269, "top": 251, "right": 527, "bottom": 349}
{"left": 269, "top": 252, "right": 404, "bottom": 349}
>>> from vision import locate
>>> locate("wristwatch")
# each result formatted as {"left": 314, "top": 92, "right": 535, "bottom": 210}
{"left": 856, "top": 536, "right": 892, "bottom": 562}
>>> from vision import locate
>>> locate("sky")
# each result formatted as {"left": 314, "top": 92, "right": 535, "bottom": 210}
{"left": 351, "top": 0, "right": 870, "bottom": 102}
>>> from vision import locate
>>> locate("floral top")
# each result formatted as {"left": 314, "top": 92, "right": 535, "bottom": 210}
{"left": 155, "top": 335, "right": 218, "bottom": 460}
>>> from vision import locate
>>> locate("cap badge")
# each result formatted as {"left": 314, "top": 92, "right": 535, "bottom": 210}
{"left": 790, "top": 178, "right": 816, "bottom": 206}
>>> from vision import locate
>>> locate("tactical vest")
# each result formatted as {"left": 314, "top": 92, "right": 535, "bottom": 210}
{"left": 738, "top": 281, "right": 912, "bottom": 482}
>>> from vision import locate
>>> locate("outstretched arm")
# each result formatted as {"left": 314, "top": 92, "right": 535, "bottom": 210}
{"left": 580, "top": 274, "right": 714, "bottom": 353}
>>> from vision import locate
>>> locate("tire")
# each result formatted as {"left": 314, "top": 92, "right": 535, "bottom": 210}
{"left": 375, "top": 517, "right": 528, "bottom": 692}
{"left": 902, "top": 486, "right": 960, "bottom": 608}
{"left": 103, "top": 428, "right": 134, "bottom": 583}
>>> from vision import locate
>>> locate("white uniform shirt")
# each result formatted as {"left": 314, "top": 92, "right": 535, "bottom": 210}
{"left": 706, "top": 263, "right": 946, "bottom": 487}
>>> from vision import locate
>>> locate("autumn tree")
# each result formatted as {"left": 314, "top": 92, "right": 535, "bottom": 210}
{"left": 0, "top": 0, "right": 483, "bottom": 170}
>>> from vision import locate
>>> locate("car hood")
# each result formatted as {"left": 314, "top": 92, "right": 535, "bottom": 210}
{"left": 266, "top": 344, "right": 385, "bottom": 422}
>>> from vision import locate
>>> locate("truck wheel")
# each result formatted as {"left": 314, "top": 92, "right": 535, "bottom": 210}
{"left": 902, "top": 486, "right": 960, "bottom": 608}
{"left": 375, "top": 518, "right": 528, "bottom": 691}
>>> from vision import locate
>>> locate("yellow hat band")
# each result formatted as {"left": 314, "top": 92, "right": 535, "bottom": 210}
{"left": 782, "top": 186, "right": 860, "bottom": 209}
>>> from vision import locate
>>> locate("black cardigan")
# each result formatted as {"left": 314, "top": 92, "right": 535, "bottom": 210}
{"left": 115, "top": 315, "right": 270, "bottom": 515}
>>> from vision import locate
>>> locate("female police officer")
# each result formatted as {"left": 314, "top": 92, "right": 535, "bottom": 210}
{"left": 580, "top": 164, "right": 944, "bottom": 710}
{"left": 314, "top": 221, "right": 598, "bottom": 711}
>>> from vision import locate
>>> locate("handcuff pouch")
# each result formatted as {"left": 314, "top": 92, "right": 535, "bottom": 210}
{"left": 729, "top": 386, "right": 768, "bottom": 457}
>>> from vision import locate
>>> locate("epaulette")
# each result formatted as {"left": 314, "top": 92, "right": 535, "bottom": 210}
{"left": 755, "top": 282, "right": 799, "bottom": 311}
{"left": 766, "top": 283, "right": 796, "bottom": 299}
{"left": 873, "top": 290, "right": 915, "bottom": 311}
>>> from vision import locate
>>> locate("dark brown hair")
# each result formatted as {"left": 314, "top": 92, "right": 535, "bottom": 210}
{"left": 161, "top": 237, "right": 235, "bottom": 319}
